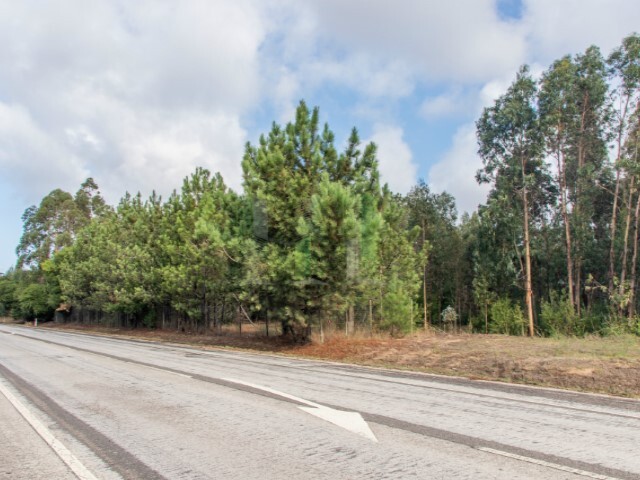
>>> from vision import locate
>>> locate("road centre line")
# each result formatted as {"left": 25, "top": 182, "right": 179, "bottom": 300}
{"left": 124, "top": 361, "right": 192, "bottom": 378}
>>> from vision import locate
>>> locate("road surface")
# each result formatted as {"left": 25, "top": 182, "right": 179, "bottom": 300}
{"left": 0, "top": 324, "right": 638, "bottom": 479}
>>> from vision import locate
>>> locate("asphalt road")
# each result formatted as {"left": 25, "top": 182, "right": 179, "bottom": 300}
{"left": 0, "top": 324, "right": 638, "bottom": 480}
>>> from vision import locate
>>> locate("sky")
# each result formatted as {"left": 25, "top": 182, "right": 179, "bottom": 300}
{"left": 1, "top": 0, "right": 639, "bottom": 272}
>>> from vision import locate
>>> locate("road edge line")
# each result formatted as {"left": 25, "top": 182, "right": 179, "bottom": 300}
{"left": 0, "top": 378, "right": 99, "bottom": 480}
{"left": 477, "top": 447, "right": 620, "bottom": 480}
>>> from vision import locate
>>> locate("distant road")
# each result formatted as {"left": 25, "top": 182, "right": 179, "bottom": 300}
{"left": 0, "top": 324, "right": 638, "bottom": 480}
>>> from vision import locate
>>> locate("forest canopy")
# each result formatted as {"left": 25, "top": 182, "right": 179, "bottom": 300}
{"left": 2, "top": 33, "right": 640, "bottom": 340}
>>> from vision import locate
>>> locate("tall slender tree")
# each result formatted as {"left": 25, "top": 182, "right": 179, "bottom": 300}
{"left": 607, "top": 34, "right": 640, "bottom": 293}
{"left": 477, "top": 66, "right": 546, "bottom": 336}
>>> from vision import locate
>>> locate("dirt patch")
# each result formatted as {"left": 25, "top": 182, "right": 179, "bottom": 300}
{"left": 35, "top": 323, "right": 640, "bottom": 398}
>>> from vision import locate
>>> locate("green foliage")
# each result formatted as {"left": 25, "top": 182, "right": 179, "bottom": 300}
{"left": 441, "top": 306, "right": 458, "bottom": 325}
{"left": 380, "top": 276, "right": 413, "bottom": 335}
{"left": 17, "top": 179, "right": 108, "bottom": 269}
{"left": 0, "top": 274, "right": 17, "bottom": 315}
{"left": 240, "top": 101, "right": 421, "bottom": 338}
{"left": 540, "top": 292, "right": 578, "bottom": 336}
{"left": 16, "top": 283, "right": 51, "bottom": 319}
{"left": 405, "top": 181, "right": 460, "bottom": 324}
{"left": 489, "top": 298, "right": 525, "bottom": 336}
{"left": 601, "top": 315, "right": 638, "bottom": 336}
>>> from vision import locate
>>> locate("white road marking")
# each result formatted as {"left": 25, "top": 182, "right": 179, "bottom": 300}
{"left": 127, "top": 362, "right": 192, "bottom": 378}
{"left": 299, "top": 405, "right": 378, "bottom": 442}
{"left": 0, "top": 378, "right": 100, "bottom": 480}
{"left": 477, "top": 447, "right": 621, "bottom": 480}
{"left": 222, "top": 377, "right": 377, "bottom": 442}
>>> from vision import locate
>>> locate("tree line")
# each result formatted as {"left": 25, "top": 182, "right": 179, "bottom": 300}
{"left": 1, "top": 34, "right": 639, "bottom": 339}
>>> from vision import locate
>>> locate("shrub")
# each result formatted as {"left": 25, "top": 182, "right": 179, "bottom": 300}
{"left": 601, "top": 313, "right": 639, "bottom": 337}
{"left": 16, "top": 283, "right": 52, "bottom": 320}
{"left": 440, "top": 306, "right": 458, "bottom": 332}
{"left": 490, "top": 298, "right": 525, "bottom": 335}
{"left": 540, "top": 291, "right": 577, "bottom": 336}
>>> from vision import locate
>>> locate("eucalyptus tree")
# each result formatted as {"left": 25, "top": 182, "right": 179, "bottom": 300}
{"left": 17, "top": 179, "right": 108, "bottom": 270}
{"left": 623, "top": 107, "right": 640, "bottom": 316}
{"left": 607, "top": 33, "right": 640, "bottom": 293}
{"left": 539, "top": 55, "right": 579, "bottom": 309}
{"left": 477, "top": 66, "right": 546, "bottom": 336}
{"left": 17, "top": 190, "right": 79, "bottom": 269}
{"left": 539, "top": 47, "right": 610, "bottom": 314}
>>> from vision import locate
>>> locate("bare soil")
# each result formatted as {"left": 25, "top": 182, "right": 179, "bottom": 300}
{"left": 35, "top": 322, "right": 640, "bottom": 398}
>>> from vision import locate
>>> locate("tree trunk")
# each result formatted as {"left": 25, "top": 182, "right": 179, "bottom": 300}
{"left": 609, "top": 96, "right": 631, "bottom": 292}
{"left": 620, "top": 176, "right": 636, "bottom": 305}
{"left": 422, "top": 220, "right": 428, "bottom": 330}
{"left": 574, "top": 259, "right": 582, "bottom": 317}
{"left": 266, "top": 309, "right": 270, "bottom": 337}
{"left": 609, "top": 170, "right": 622, "bottom": 293}
{"left": 347, "top": 305, "right": 355, "bottom": 335}
{"left": 484, "top": 301, "right": 488, "bottom": 334}
{"left": 557, "top": 147, "right": 575, "bottom": 310}
{"left": 629, "top": 188, "right": 640, "bottom": 318}
{"left": 573, "top": 92, "right": 593, "bottom": 314}
{"left": 522, "top": 156, "right": 535, "bottom": 337}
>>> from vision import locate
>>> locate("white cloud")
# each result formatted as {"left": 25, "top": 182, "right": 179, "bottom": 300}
{"left": 428, "top": 124, "right": 490, "bottom": 215}
{"left": 259, "top": 0, "right": 528, "bottom": 118}
{"left": 304, "top": 56, "right": 415, "bottom": 98}
{"left": 306, "top": 0, "right": 527, "bottom": 83}
{"left": 369, "top": 125, "right": 417, "bottom": 194}
{"left": 0, "top": 102, "right": 89, "bottom": 201}
{"left": 420, "top": 87, "right": 488, "bottom": 120}
{"left": 421, "top": 90, "right": 463, "bottom": 119}
{"left": 269, "top": 67, "right": 301, "bottom": 124}
{"left": 0, "top": 0, "right": 265, "bottom": 205}
{"left": 523, "top": 0, "right": 640, "bottom": 63}
{"left": 113, "top": 111, "right": 247, "bottom": 198}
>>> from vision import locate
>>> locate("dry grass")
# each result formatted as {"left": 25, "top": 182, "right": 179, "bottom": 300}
{"left": 294, "top": 333, "right": 640, "bottom": 398}
{"left": 36, "top": 322, "right": 640, "bottom": 398}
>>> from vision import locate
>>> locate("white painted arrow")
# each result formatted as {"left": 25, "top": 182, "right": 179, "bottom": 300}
{"left": 298, "top": 405, "right": 377, "bottom": 442}
{"left": 222, "top": 378, "right": 377, "bottom": 442}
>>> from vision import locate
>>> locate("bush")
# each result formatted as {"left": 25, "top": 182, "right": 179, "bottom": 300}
{"left": 601, "top": 314, "right": 640, "bottom": 337}
{"left": 540, "top": 292, "right": 577, "bottom": 336}
{"left": 16, "top": 283, "right": 52, "bottom": 320}
{"left": 577, "top": 309, "right": 608, "bottom": 336}
{"left": 440, "top": 306, "right": 459, "bottom": 332}
{"left": 489, "top": 298, "right": 525, "bottom": 335}
{"left": 468, "top": 314, "right": 485, "bottom": 333}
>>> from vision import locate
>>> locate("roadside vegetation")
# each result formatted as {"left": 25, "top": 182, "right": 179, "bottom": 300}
{"left": 2, "top": 34, "right": 640, "bottom": 346}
